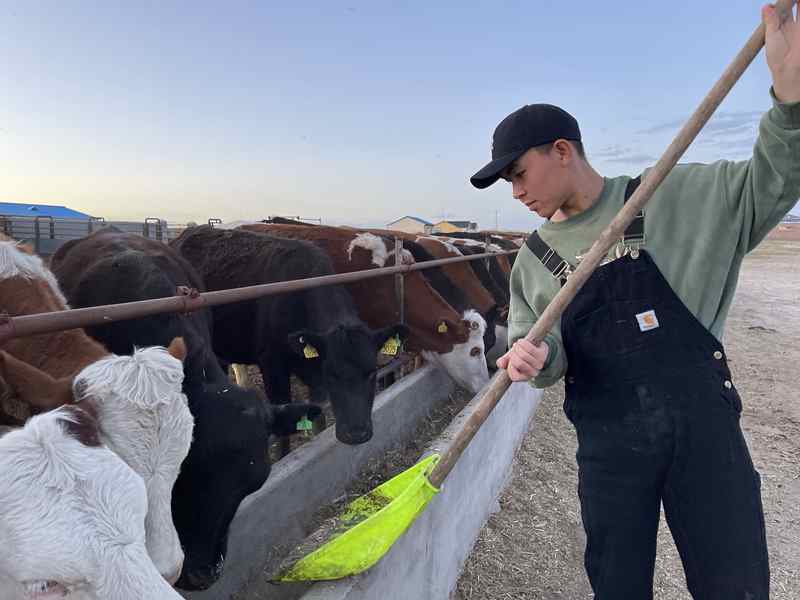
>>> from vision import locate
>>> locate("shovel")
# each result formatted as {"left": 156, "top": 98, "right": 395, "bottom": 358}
{"left": 274, "top": 0, "right": 797, "bottom": 582}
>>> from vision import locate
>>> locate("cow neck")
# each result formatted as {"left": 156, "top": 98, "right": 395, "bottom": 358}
{"left": 0, "top": 277, "right": 108, "bottom": 378}
{"left": 301, "top": 282, "right": 361, "bottom": 332}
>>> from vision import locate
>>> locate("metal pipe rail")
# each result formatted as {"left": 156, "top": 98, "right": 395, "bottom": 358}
{"left": 0, "top": 249, "right": 517, "bottom": 344}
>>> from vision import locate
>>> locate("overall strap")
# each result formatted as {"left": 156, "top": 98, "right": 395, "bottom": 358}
{"left": 621, "top": 176, "right": 644, "bottom": 245}
{"left": 525, "top": 175, "right": 643, "bottom": 284}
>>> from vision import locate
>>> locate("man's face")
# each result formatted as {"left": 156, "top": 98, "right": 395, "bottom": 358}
{"left": 501, "top": 144, "right": 569, "bottom": 220}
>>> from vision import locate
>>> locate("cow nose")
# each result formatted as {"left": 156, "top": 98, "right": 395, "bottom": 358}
{"left": 337, "top": 427, "right": 372, "bottom": 445}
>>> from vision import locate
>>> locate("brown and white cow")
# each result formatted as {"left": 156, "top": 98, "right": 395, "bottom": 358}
{"left": 0, "top": 407, "right": 184, "bottom": 599}
{"left": 0, "top": 235, "right": 193, "bottom": 584}
{"left": 357, "top": 228, "right": 500, "bottom": 355}
{"left": 432, "top": 236, "right": 514, "bottom": 364}
{"left": 240, "top": 224, "right": 490, "bottom": 394}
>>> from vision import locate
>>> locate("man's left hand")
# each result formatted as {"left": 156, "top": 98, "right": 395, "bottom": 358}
{"left": 764, "top": 2, "right": 800, "bottom": 103}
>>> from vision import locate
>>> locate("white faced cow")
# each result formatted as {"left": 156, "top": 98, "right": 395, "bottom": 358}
{"left": 0, "top": 406, "right": 184, "bottom": 599}
{"left": 0, "top": 342, "right": 194, "bottom": 585}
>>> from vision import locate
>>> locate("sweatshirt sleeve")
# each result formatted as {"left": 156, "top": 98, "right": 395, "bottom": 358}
{"left": 721, "top": 88, "right": 800, "bottom": 251}
{"left": 507, "top": 247, "right": 567, "bottom": 388}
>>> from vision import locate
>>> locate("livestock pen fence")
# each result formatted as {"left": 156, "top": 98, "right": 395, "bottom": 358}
{"left": 0, "top": 213, "right": 325, "bottom": 256}
{"left": 0, "top": 239, "right": 518, "bottom": 368}
{"left": 0, "top": 234, "right": 525, "bottom": 600}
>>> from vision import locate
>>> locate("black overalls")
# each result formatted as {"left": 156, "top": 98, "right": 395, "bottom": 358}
{"left": 526, "top": 179, "right": 770, "bottom": 599}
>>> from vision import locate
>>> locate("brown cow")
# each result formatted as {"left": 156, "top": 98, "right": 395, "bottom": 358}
{"left": 239, "top": 224, "right": 490, "bottom": 394}
{"left": 0, "top": 235, "right": 107, "bottom": 424}
{"left": 360, "top": 228, "right": 501, "bottom": 354}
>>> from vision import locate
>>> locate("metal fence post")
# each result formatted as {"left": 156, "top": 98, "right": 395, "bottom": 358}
{"left": 33, "top": 218, "right": 40, "bottom": 254}
{"left": 394, "top": 237, "right": 405, "bottom": 324}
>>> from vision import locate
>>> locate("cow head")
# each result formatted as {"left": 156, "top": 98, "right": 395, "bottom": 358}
{"left": 287, "top": 323, "right": 408, "bottom": 445}
{"left": 0, "top": 407, "right": 183, "bottom": 599}
{"left": 172, "top": 382, "right": 321, "bottom": 591}
{"left": 70, "top": 339, "right": 194, "bottom": 585}
{"left": 423, "top": 310, "right": 489, "bottom": 394}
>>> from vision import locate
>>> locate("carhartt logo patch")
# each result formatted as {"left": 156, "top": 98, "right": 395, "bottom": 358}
{"left": 636, "top": 309, "right": 660, "bottom": 332}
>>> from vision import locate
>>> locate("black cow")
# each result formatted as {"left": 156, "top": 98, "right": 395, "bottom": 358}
{"left": 170, "top": 225, "right": 408, "bottom": 445}
{"left": 49, "top": 231, "right": 320, "bottom": 591}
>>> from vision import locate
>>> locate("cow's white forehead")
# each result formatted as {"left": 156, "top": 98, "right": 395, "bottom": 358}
{"left": 462, "top": 309, "right": 487, "bottom": 339}
{"left": 74, "top": 346, "right": 185, "bottom": 410}
{"left": 347, "top": 233, "right": 414, "bottom": 267}
{"left": 0, "top": 241, "right": 69, "bottom": 306}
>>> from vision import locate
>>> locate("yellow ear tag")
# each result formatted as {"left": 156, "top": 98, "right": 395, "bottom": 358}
{"left": 303, "top": 344, "right": 319, "bottom": 359}
{"left": 437, "top": 322, "right": 448, "bottom": 334}
{"left": 381, "top": 335, "right": 401, "bottom": 356}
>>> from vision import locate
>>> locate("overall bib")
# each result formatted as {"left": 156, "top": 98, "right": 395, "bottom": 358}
{"left": 527, "top": 181, "right": 769, "bottom": 599}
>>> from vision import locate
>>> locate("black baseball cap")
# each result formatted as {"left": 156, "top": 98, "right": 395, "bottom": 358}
{"left": 470, "top": 104, "right": 582, "bottom": 189}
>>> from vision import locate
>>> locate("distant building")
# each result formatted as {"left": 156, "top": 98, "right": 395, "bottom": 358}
{"left": 432, "top": 220, "right": 478, "bottom": 233}
{"left": 0, "top": 201, "right": 94, "bottom": 220}
{"left": 386, "top": 215, "right": 433, "bottom": 234}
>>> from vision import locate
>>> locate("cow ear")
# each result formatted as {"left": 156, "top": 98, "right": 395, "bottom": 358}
{"left": 167, "top": 337, "right": 187, "bottom": 363}
{"left": 287, "top": 330, "right": 325, "bottom": 360}
{"left": 0, "top": 351, "right": 74, "bottom": 413}
{"left": 268, "top": 403, "right": 323, "bottom": 436}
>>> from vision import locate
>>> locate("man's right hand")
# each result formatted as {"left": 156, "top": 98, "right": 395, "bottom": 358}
{"left": 496, "top": 338, "right": 549, "bottom": 382}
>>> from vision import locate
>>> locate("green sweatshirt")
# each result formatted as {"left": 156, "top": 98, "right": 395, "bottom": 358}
{"left": 508, "top": 89, "right": 800, "bottom": 388}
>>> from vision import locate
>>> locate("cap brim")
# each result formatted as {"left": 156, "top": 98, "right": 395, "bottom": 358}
{"left": 470, "top": 150, "right": 525, "bottom": 189}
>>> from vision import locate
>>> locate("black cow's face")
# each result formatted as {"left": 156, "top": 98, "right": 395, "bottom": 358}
{"left": 172, "top": 382, "right": 322, "bottom": 591}
{"left": 288, "top": 323, "right": 408, "bottom": 445}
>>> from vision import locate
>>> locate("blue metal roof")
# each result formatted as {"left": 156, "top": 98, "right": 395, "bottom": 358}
{"left": 0, "top": 202, "right": 94, "bottom": 220}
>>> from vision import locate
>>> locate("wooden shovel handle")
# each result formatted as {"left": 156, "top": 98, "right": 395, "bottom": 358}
{"left": 429, "top": 0, "right": 797, "bottom": 490}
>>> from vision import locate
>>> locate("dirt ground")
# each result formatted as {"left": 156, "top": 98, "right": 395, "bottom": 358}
{"left": 454, "top": 239, "right": 800, "bottom": 600}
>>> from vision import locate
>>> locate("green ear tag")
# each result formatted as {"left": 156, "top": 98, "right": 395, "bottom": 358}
{"left": 303, "top": 344, "right": 319, "bottom": 359}
{"left": 296, "top": 416, "right": 314, "bottom": 437}
{"left": 380, "top": 335, "right": 401, "bottom": 356}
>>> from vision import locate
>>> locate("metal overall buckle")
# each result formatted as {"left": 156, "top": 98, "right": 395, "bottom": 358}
{"left": 614, "top": 235, "right": 645, "bottom": 260}
{"left": 552, "top": 259, "right": 573, "bottom": 281}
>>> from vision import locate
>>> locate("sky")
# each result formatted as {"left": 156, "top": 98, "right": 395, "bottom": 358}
{"left": 1, "top": 1, "right": 798, "bottom": 231}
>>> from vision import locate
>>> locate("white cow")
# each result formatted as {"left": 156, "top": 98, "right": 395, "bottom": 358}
{"left": 0, "top": 341, "right": 194, "bottom": 584}
{"left": 0, "top": 406, "right": 183, "bottom": 599}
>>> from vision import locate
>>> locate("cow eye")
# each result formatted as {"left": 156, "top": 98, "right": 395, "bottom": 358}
{"left": 470, "top": 347, "right": 481, "bottom": 357}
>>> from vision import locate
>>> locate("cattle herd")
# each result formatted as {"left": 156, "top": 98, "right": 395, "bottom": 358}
{"left": 0, "top": 222, "right": 521, "bottom": 598}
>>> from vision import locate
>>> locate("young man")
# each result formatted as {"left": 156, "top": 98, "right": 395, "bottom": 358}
{"left": 470, "top": 5, "right": 799, "bottom": 599}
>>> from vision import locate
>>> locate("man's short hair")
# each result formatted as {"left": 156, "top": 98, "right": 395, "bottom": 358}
{"left": 534, "top": 140, "right": 586, "bottom": 160}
